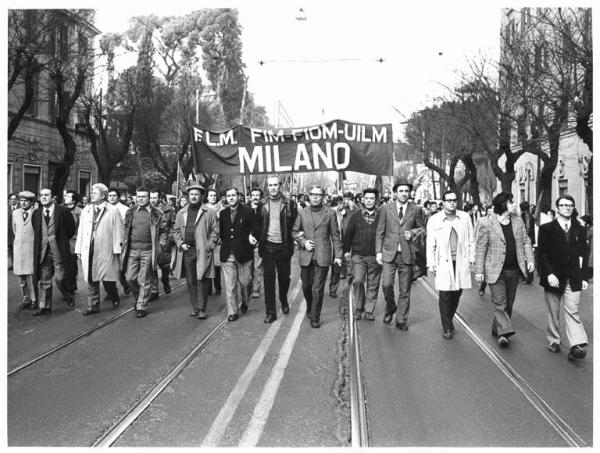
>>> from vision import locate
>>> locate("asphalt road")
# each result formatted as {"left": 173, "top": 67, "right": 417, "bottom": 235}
{"left": 357, "top": 275, "right": 593, "bottom": 447}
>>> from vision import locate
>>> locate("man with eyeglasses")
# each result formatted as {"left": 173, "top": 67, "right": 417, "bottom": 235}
{"left": 292, "top": 185, "right": 342, "bottom": 328}
{"left": 375, "top": 179, "right": 425, "bottom": 330}
{"left": 537, "top": 195, "right": 590, "bottom": 361}
{"left": 255, "top": 175, "right": 298, "bottom": 323}
{"left": 427, "top": 190, "right": 475, "bottom": 339}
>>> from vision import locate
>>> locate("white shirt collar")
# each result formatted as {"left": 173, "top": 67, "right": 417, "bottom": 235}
{"left": 44, "top": 203, "right": 55, "bottom": 216}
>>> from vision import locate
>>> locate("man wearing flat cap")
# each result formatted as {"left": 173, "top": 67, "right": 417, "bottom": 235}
{"left": 12, "top": 191, "right": 37, "bottom": 309}
{"left": 173, "top": 182, "right": 219, "bottom": 319}
{"left": 375, "top": 179, "right": 425, "bottom": 330}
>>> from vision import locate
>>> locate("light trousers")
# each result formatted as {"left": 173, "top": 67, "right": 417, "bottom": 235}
{"left": 544, "top": 283, "right": 588, "bottom": 347}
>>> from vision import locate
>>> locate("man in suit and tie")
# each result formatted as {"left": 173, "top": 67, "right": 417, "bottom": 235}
{"left": 219, "top": 188, "right": 257, "bottom": 322}
{"left": 538, "top": 195, "right": 590, "bottom": 361}
{"left": 292, "top": 185, "right": 343, "bottom": 328}
{"left": 12, "top": 191, "right": 37, "bottom": 309}
{"left": 375, "top": 180, "right": 426, "bottom": 330}
{"left": 32, "top": 188, "right": 76, "bottom": 315}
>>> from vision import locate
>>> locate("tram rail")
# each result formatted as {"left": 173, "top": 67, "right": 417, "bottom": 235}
{"left": 8, "top": 281, "right": 187, "bottom": 377}
{"left": 349, "top": 288, "right": 369, "bottom": 447}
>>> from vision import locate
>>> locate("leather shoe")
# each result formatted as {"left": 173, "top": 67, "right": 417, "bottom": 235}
{"left": 197, "top": 310, "right": 207, "bottom": 320}
{"left": 547, "top": 343, "right": 561, "bottom": 353}
{"left": 136, "top": 310, "right": 147, "bottom": 318}
{"left": 443, "top": 330, "right": 453, "bottom": 340}
{"left": 82, "top": 308, "right": 99, "bottom": 316}
{"left": 65, "top": 293, "right": 75, "bottom": 307}
{"left": 33, "top": 308, "right": 51, "bottom": 316}
{"left": 383, "top": 313, "right": 394, "bottom": 325}
{"left": 568, "top": 344, "right": 587, "bottom": 360}
{"left": 240, "top": 303, "right": 248, "bottom": 314}
{"left": 264, "top": 313, "right": 276, "bottom": 324}
{"left": 498, "top": 336, "right": 509, "bottom": 347}
{"left": 281, "top": 304, "right": 290, "bottom": 315}
{"left": 112, "top": 298, "right": 120, "bottom": 308}
{"left": 163, "top": 282, "right": 171, "bottom": 294}
{"left": 123, "top": 285, "right": 131, "bottom": 295}
{"left": 228, "top": 313, "right": 239, "bottom": 322}
{"left": 190, "top": 309, "right": 200, "bottom": 317}
{"left": 396, "top": 322, "right": 408, "bottom": 331}
{"left": 311, "top": 319, "right": 321, "bottom": 328}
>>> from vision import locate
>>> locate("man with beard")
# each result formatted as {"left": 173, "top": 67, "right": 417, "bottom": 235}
{"left": 292, "top": 185, "right": 342, "bottom": 328}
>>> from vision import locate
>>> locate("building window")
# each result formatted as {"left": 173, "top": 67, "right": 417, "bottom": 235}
{"left": 23, "top": 165, "right": 41, "bottom": 194}
{"left": 79, "top": 170, "right": 91, "bottom": 197}
{"left": 8, "top": 163, "right": 13, "bottom": 194}
{"left": 558, "top": 179, "right": 568, "bottom": 196}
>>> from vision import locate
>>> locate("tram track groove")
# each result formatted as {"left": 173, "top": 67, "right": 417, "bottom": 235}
{"left": 92, "top": 315, "right": 229, "bottom": 447}
{"left": 418, "top": 277, "right": 588, "bottom": 448}
{"left": 8, "top": 281, "right": 187, "bottom": 377}
{"left": 348, "top": 287, "right": 369, "bottom": 447}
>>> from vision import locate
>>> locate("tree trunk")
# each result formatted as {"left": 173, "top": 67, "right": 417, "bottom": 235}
{"left": 463, "top": 154, "right": 481, "bottom": 206}
{"left": 51, "top": 121, "right": 77, "bottom": 202}
{"left": 8, "top": 65, "right": 36, "bottom": 140}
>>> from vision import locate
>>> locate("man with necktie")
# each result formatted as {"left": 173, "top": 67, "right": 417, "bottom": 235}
{"left": 12, "top": 191, "right": 37, "bottom": 309}
{"left": 538, "top": 194, "right": 590, "bottom": 361}
{"left": 32, "top": 188, "right": 76, "bottom": 315}
{"left": 375, "top": 179, "right": 426, "bottom": 330}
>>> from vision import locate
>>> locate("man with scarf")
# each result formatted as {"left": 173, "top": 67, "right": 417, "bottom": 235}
{"left": 292, "top": 185, "right": 342, "bottom": 328}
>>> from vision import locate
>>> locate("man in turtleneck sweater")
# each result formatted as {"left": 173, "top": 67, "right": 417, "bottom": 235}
{"left": 292, "top": 185, "right": 342, "bottom": 328}
{"left": 255, "top": 175, "right": 298, "bottom": 324}
{"left": 343, "top": 188, "right": 383, "bottom": 321}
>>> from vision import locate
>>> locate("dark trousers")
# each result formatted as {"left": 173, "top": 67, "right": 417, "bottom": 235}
{"left": 381, "top": 252, "right": 414, "bottom": 322}
{"left": 150, "top": 264, "right": 171, "bottom": 294}
{"left": 87, "top": 280, "right": 118, "bottom": 309}
{"left": 38, "top": 248, "right": 69, "bottom": 310}
{"left": 439, "top": 289, "right": 462, "bottom": 332}
{"left": 64, "top": 252, "right": 78, "bottom": 293}
{"left": 262, "top": 242, "right": 291, "bottom": 316}
{"left": 301, "top": 261, "right": 329, "bottom": 321}
{"left": 489, "top": 268, "right": 520, "bottom": 337}
{"left": 182, "top": 246, "right": 210, "bottom": 311}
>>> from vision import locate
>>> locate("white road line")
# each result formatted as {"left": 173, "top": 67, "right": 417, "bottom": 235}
{"left": 238, "top": 297, "right": 307, "bottom": 447}
{"left": 418, "top": 277, "right": 588, "bottom": 448}
{"left": 201, "top": 280, "right": 302, "bottom": 447}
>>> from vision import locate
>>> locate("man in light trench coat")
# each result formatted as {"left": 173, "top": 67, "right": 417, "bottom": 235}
{"left": 76, "top": 183, "right": 123, "bottom": 315}
{"left": 426, "top": 190, "right": 475, "bottom": 339}
{"left": 12, "top": 191, "right": 37, "bottom": 309}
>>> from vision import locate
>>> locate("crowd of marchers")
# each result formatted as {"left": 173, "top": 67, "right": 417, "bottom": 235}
{"left": 8, "top": 176, "right": 593, "bottom": 361}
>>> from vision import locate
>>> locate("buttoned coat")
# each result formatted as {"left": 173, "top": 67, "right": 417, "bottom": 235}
{"left": 475, "top": 214, "right": 534, "bottom": 284}
{"left": 121, "top": 205, "right": 168, "bottom": 273}
{"left": 292, "top": 206, "right": 342, "bottom": 267}
{"left": 173, "top": 205, "right": 219, "bottom": 279}
{"left": 375, "top": 201, "right": 426, "bottom": 264}
{"left": 219, "top": 204, "right": 255, "bottom": 264}
{"left": 32, "top": 204, "right": 76, "bottom": 281}
{"left": 537, "top": 219, "right": 588, "bottom": 293}
{"left": 12, "top": 207, "right": 36, "bottom": 275}
{"left": 426, "top": 210, "right": 475, "bottom": 290}
{"left": 75, "top": 202, "right": 122, "bottom": 282}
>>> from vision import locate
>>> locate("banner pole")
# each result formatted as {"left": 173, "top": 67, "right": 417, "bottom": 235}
{"left": 243, "top": 174, "right": 248, "bottom": 202}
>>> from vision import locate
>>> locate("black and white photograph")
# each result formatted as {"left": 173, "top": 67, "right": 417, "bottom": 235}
{"left": 4, "top": 0, "right": 594, "bottom": 447}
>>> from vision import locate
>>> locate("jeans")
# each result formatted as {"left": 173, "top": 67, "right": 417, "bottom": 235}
{"left": 351, "top": 255, "right": 382, "bottom": 313}
{"left": 489, "top": 268, "right": 520, "bottom": 337}
{"left": 125, "top": 248, "right": 153, "bottom": 311}
{"left": 221, "top": 255, "right": 252, "bottom": 315}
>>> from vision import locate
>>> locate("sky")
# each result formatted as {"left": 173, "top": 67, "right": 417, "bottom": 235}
{"left": 88, "top": 0, "right": 503, "bottom": 135}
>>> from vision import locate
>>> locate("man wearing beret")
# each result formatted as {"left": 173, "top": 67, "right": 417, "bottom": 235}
{"left": 173, "top": 183, "right": 219, "bottom": 319}
{"left": 12, "top": 191, "right": 37, "bottom": 309}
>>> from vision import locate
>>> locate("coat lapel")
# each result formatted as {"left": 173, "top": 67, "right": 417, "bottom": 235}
{"left": 399, "top": 203, "right": 412, "bottom": 226}
{"left": 490, "top": 216, "right": 505, "bottom": 244}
